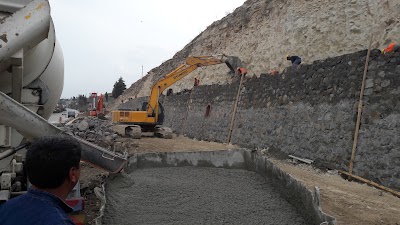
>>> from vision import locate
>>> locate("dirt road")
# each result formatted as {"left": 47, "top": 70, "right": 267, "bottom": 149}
{"left": 130, "top": 134, "right": 237, "bottom": 154}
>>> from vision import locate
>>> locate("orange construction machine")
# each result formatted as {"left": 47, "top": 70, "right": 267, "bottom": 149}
{"left": 89, "top": 94, "right": 105, "bottom": 118}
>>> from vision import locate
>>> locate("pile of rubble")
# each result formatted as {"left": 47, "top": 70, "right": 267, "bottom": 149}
{"left": 64, "top": 117, "right": 138, "bottom": 155}
{"left": 64, "top": 117, "right": 117, "bottom": 150}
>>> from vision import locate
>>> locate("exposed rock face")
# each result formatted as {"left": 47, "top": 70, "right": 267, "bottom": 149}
{"left": 109, "top": 0, "right": 400, "bottom": 111}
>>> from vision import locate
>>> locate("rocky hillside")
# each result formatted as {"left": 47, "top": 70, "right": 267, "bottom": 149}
{"left": 108, "top": 0, "right": 400, "bottom": 110}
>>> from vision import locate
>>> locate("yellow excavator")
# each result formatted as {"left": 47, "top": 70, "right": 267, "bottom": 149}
{"left": 111, "top": 54, "right": 239, "bottom": 138}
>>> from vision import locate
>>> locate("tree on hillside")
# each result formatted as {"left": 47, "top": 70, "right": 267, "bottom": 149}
{"left": 112, "top": 77, "right": 126, "bottom": 99}
{"left": 77, "top": 95, "right": 87, "bottom": 107}
{"left": 105, "top": 92, "right": 109, "bottom": 102}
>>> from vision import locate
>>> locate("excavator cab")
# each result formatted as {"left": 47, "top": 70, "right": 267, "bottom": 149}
{"left": 157, "top": 102, "right": 165, "bottom": 125}
{"left": 140, "top": 101, "right": 164, "bottom": 125}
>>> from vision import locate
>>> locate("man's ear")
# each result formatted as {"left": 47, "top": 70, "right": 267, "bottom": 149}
{"left": 69, "top": 167, "right": 80, "bottom": 183}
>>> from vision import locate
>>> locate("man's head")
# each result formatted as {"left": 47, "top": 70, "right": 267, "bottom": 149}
{"left": 25, "top": 135, "right": 82, "bottom": 191}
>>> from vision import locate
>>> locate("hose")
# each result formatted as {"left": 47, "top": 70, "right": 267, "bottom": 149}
{"left": 0, "top": 142, "right": 30, "bottom": 160}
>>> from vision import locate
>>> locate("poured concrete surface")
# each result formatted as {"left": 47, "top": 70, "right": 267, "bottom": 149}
{"left": 104, "top": 167, "right": 306, "bottom": 225}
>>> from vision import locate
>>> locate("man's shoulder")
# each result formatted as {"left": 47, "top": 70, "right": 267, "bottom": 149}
{"left": 0, "top": 192, "right": 74, "bottom": 225}
{"left": 43, "top": 210, "right": 75, "bottom": 225}
{"left": 0, "top": 193, "right": 30, "bottom": 211}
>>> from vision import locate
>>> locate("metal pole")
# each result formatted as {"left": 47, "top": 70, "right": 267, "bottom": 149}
{"left": 12, "top": 66, "right": 23, "bottom": 102}
{"left": 349, "top": 35, "right": 373, "bottom": 175}
{"left": 227, "top": 74, "right": 244, "bottom": 144}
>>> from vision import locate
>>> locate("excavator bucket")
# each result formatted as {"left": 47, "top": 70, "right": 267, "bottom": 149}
{"left": 224, "top": 56, "right": 243, "bottom": 75}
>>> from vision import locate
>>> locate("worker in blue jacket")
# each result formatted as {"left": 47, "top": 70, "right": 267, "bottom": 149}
{"left": 287, "top": 55, "right": 302, "bottom": 66}
{"left": 0, "top": 135, "right": 82, "bottom": 225}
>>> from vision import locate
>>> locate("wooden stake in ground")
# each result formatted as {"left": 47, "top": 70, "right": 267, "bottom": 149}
{"left": 349, "top": 35, "right": 373, "bottom": 175}
{"left": 339, "top": 170, "right": 400, "bottom": 198}
{"left": 227, "top": 74, "right": 244, "bottom": 144}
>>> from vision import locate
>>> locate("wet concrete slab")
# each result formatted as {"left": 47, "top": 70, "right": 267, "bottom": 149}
{"left": 104, "top": 167, "right": 307, "bottom": 225}
{"left": 101, "top": 149, "right": 336, "bottom": 225}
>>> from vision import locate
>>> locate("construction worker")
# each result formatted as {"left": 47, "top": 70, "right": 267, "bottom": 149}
{"left": 0, "top": 135, "right": 82, "bottom": 225}
{"left": 382, "top": 42, "right": 400, "bottom": 54}
{"left": 194, "top": 77, "right": 200, "bottom": 87}
{"left": 287, "top": 55, "right": 302, "bottom": 66}
{"left": 166, "top": 88, "right": 173, "bottom": 96}
{"left": 237, "top": 67, "right": 247, "bottom": 76}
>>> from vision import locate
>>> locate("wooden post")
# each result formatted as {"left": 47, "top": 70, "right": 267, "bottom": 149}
{"left": 227, "top": 74, "right": 244, "bottom": 144}
{"left": 349, "top": 35, "right": 373, "bottom": 175}
{"left": 339, "top": 170, "right": 400, "bottom": 198}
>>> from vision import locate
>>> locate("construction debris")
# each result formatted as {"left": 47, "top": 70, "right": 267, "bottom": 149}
{"left": 64, "top": 117, "right": 117, "bottom": 150}
{"left": 289, "top": 155, "right": 314, "bottom": 164}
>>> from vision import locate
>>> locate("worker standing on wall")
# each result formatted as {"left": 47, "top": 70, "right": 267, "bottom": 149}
{"left": 166, "top": 88, "right": 173, "bottom": 96}
{"left": 0, "top": 135, "right": 82, "bottom": 225}
{"left": 287, "top": 55, "right": 302, "bottom": 66}
{"left": 194, "top": 77, "right": 200, "bottom": 87}
{"left": 382, "top": 42, "right": 400, "bottom": 54}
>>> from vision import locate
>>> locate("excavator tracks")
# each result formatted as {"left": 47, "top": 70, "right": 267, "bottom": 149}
{"left": 154, "top": 126, "right": 173, "bottom": 139}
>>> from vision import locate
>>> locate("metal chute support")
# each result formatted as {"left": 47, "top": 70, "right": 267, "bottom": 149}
{"left": 0, "top": 0, "right": 127, "bottom": 176}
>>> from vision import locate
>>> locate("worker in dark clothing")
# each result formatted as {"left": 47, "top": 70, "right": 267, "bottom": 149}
{"left": 166, "top": 88, "right": 173, "bottom": 96}
{"left": 0, "top": 135, "right": 82, "bottom": 225}
{"left": 237, "top": 67, "right": 247, "bottom": 76}
{"left": 382, "top": 42, "right": 400, "bottom": 54}
{"left": 194, "top": 77, "right": 200, "bottom": 87}
{"left": 287, "top": 55, "right": 302, "bottom": 65}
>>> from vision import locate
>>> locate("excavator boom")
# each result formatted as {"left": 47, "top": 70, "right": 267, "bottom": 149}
{"left": 112, "top": 54, "right": 241, "bottom": 138}
{"left": 147, "top": 54, "right": 237, "bottom": 116}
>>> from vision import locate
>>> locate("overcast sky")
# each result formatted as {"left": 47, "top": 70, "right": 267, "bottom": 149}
{"left": 49, "top": 0, "right": 246, "bottom": 98}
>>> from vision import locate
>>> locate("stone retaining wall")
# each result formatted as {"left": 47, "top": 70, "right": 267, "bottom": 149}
{"left": 124, "top": 49, "right": 400, "bottom": 190}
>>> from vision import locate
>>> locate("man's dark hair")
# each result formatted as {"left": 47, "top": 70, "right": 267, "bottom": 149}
{"left": 25, "top": 135, "right": 82, "bottom": 189}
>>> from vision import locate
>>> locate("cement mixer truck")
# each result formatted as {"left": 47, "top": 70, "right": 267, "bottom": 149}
{"left": 0, "top": 0, "right": 127, "bottom": 219}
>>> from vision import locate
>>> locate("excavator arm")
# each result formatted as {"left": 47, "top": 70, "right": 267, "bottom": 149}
{"left": 146, "top": 54, "right": 237, "bottom": 116}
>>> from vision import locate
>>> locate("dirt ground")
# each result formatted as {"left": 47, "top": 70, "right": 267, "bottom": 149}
{"left": 126, "top": 133, "right": 237, "bottom": 154}
{"left": 80, "top": 135, "right": 400, "bottom": 225}
{"left": 269, "top": 159, "right": 400, "bottom": 225}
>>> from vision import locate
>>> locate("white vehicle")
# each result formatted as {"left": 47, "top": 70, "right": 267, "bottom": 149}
{"left": 68, "top": 111, "right": 77, "bottom": 118}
